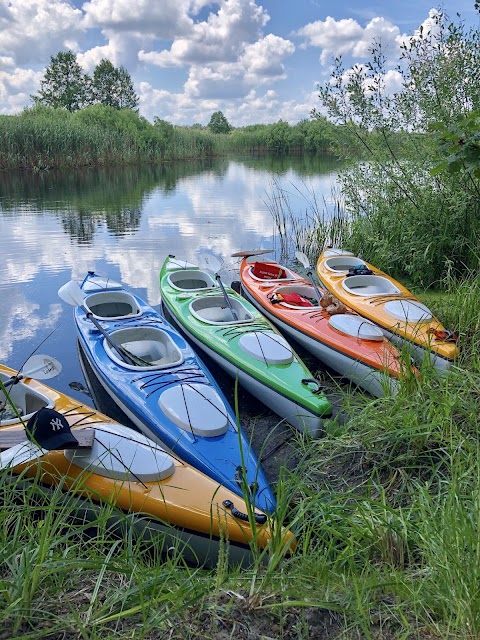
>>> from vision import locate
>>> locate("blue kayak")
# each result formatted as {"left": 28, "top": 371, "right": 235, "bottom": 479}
{"left": 69, "top": 272, "right": 276, "bottom": 513}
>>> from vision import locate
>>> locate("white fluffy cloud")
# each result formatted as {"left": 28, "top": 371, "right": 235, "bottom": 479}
{"left": 0, "top": 0, "right": 84, "bottom": 65}
{"left": 139, "top": 0, "right": 270, "bottom": 67}
{"left": 82, "top": 0, "right": 194, "bottom": 36}
{"left": 182, "top": 35, "right": 294, "bottom": 100}
{"left": 296, "top": 15, "right": 404, "bottom": 64}
{"left": 0, "top": 67, "right": 43, "bottom": 114}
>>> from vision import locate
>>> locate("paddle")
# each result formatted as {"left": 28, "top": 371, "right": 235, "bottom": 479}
{"left": 295, "top": 250, "right": 325, "bottom": 302}
{"left": 58, "top": 280, "right": 144, "bottom": 367}
{"left": 231, "top": 249, "right": 273, "bottom": 258}
{"left": 197, "top": 253, "right": 239, "bottom": 321}
{"left": 2, "top": 355, "right": 62, "bottom": 389}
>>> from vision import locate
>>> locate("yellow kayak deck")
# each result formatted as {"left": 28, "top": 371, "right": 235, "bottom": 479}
{"left": 0, "top": 365, "right": 295, "bottom": 555}
{"left": 316, "top": 249, "right": 459, "bottom": 363}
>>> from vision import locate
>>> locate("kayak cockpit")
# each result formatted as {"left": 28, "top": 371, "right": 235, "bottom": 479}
{"left": 271, "top": 285, "right": 321, "bottom": 309}
{"left": 189, "top": 296, "right": 254, "bottom": 325}
{"left": 104, "top": 327, "right": 184, "bottom": 370}
{"left": 0, "top": 374, "right": 54, "bottom": 426}
{"left": 323, "top": 255, "right": 362, "bottom": 272}
{"left": 168, "top": 269, "right": 217, "bottom": 292}
{"left": 247, "top": 261, "right": 297, "bottom": 282}
{"left": 342, "top": 275, "right": 401, "bottom": 296}
{"left": 84, "top": 290, "right": 142, "bottom": 320}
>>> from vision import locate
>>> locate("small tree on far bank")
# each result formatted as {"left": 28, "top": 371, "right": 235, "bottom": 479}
{"left": 207, "top": 111, "right": 232, "bottom": 134}
{"left": 91, "top": 59, "right": 139, "bottom": 111}
{"left": 31, "top": 51, "right": 90, "bottom": 112}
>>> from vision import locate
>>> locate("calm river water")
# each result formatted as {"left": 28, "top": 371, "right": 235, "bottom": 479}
{"left": 0, "top": 155, "right": 341, "bottom": 411}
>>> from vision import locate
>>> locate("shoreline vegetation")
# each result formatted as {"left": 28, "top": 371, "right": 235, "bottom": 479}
{"left": 0, "top": 105, "right": 339, "bottom": 172}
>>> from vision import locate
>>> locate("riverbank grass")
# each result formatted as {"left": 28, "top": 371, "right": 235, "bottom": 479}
{"left": 1, "top": 304, "right": 479, "bottom": 639}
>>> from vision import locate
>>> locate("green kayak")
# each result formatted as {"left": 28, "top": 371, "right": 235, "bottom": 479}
{"left": 159, "top": 256, "right": 333, "bottom": 437}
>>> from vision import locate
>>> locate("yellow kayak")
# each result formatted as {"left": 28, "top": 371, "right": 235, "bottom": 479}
{"left": 316, "top": 248, "right": 459, "bottom": 371}
{"left": 0, "top": 364, "right": 295, "bottom": 566}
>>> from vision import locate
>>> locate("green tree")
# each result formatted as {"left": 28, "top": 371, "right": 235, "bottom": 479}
{"left": 317, "top": 9, "right": 480, "bottom": 284}
{"left": 91, "top": 59, "right": 139, "bottom": 111}
{"left": 32, "top": 51, "right": 90, "bottom": 112}
{"left": 207, "top": 111, "right": 232, "bottom": 134}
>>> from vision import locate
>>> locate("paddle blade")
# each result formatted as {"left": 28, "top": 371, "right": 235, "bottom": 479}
{"left": 197, "top": 252, "right": 222, "bottom": 275}
{"left": 0, "top": 441, "right": 46, "bottom": 470}
{"left": 58, "top": 280, "right": 85, "bottom": 307}
{"left": 295, "top": 251, "right": 311, "bottom": 270}
{"left": 231, "top": 249, "right": 273, "bottom": 258}
{"left": 22, "top": 355, "right": 62, "bottom": 380}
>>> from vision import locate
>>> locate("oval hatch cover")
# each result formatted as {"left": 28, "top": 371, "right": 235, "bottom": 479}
{"left": 239, "top": 331, "right": 294, "bottom": 364}
{"left": 329, "top": 314, "right": 384, "bottom": 341}
{"left": 159, "top": 384, "right": 228, "bottom": 437}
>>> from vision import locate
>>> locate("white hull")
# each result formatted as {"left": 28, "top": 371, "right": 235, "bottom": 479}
{"left": 241, "top": 288, "right": 399, "bottom": 398}
{"left": 382, "top": 328, "right": 451, "bottom": 373}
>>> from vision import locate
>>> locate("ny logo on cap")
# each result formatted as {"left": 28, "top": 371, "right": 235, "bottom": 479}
{"left": 50, "top": 417, "right": 64, "bottom": 432}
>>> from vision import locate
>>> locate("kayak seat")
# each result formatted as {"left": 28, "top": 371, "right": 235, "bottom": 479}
{"left": 324, "top": 256, "right": 364, "bottom": 272}
{"left": 342, "top": 275, "right": 401, "bottom": 296}
{"left": 248, "top": 262, "right": 297, "bottom": 282}
{"left": 84, "top": 291, "right": 141, "bottom": 320}
{"left": 190, "top": 295, "right": 254, "bottom": 325}
{"left": 168, "top": 269, "right": 217, "bottom": 292}
{"left": 252, "top": 262, "right": 287, "bottom": 279}
{"left": 105, "top": 327, "right": 184, "bottom": 370}
{"left": 272, "top": 285, "right": 321, "bottom": 308}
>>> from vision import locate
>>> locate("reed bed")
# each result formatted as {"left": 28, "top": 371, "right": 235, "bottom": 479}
{"left": 0, "top": 110, "right": 341, "bottom": 171}
{"left": 0, "top": 107, "right": 216, "bottom": 171}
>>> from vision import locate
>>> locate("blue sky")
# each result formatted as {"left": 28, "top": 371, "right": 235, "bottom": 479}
{"left": 0, "top": 0, "right": 477, "bottom": 125}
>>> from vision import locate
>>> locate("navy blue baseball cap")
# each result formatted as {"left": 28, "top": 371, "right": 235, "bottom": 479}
{"left": 26, "top": 408, "right": 79, "bottom": 450}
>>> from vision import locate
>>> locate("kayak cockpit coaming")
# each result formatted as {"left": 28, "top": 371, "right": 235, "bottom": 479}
{"left": 342, "top": 275, "right": 401, "bottom": 297}
{"left": 167, "top": 269, "right": 218, "bottom": 292}
{"left": 104, "top": 326, "right": 184, "bottom": 371}
{"left": 246, "top": 262, "right": 298, "bottom": 283}
{"left": 269, "top": 284, "right": 321, "bottom": 309}
{"left": 189, "top": 295, "right": 254, "bottom": 326}
{"left": 0, "top": 374, "right": 55, "bottom": 426}
{"left": 83, "top": 290, "right": 142, "bottom": 321}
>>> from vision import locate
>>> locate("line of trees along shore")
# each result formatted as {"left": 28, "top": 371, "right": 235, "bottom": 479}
{"left": 0, "top": 50, "right": 350, "bottom": 170}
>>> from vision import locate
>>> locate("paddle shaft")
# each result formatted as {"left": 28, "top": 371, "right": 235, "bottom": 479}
{"left": 306, "top": 269, "right": 325, "bottom": 301}
{"left": 81, "top": 306, "right": 138, "bottom": 366}
{"left": 215, "top": 275, "right": 239, "bottom": 321}
{"left": 3, "top": 375, "right": 24, "bottom": 390}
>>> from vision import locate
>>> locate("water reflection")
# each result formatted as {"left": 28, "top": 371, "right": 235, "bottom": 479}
{"left": 0, "top": 156, "right": 341, "bottom": 402}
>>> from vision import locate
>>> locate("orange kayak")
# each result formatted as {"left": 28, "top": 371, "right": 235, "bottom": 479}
{"left": 238, "top": 257, "right": 412, "bottom": 397}
{"left": 0, "top": 364, "right": 295, "bottom": 566}
{"left": 316, "top": 248, "right": 459, "bottom": 371}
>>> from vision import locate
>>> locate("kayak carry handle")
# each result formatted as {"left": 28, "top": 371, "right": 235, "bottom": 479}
{"left": 223, "top": 500, "right": 267, "bottom": 525}
{"left": 301, "top": 378, "right": 324, "bottom": 394}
